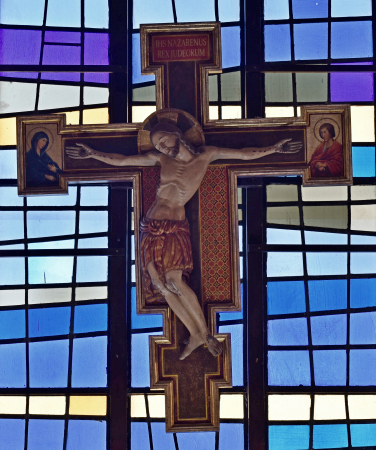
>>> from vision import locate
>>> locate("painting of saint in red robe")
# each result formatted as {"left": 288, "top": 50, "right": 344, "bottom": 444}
{"left": 309, "top": 123, "right": 343, "bottom": 177}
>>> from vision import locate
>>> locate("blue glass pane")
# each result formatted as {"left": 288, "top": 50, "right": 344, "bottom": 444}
{"left": 131, "top": 332, "right": 161, "bottom": 387}
{"left": 219, "top": 284, "right": 243, "bottom": 321}
{"left": 0, "top": 343, "right": 26, "bottom": 387}
{"left": 351, "top": 234, "right": 376, "bottom": 245}
{"left": 67, "top": 420, "right": 106, "bottom": 450}
{"left": 309, "top": 280, "right": 347, "bottom": 311}
{"left": 29, "top": 307, "right": 70, "bottom": 337}
{"left": 131, "top": 287, "right": 162, "bottom": 329}
{"left": 264, "top": 0, "right": 289, "bottom": 20}
{"left": 29, "top": 340, "right": 69, "bottom": 387}
{"left": 350, "top": 312, "right": 376, "bottom": 344}
{"left": 29, "top": 239, "right": 75, "bottom": 250}
{"left": 0, "top": 310, "right": 25, "bottom": 339}
{"left": 306, "top": 252, "right": 347, "bottom": 275}
{"left": 132, "top": 33, "right": 155, "bottom": 84}
{"left": 84, "top": 0, "right": 108, "bottom": 28}
{"left": 150, "top": 422, "right": 175, "bottom": 450}
{"left": 219, "top": 324, "right": 243, "bottom": 386}
{"left": 351, "top": 278, "right": 376, "bottom": 308}
{"left": 331, "top": 21, "right": 373, "bottom": 59}
{"left": 79, "top": 211, "right": 108, "bottom": 234}
{"left": 0, "top": 212, "right": 23, "bottom": 241}
{"left": 0, "top": 187, "right": 23, "bottom": 206}
{"left": 294, "top": 23, "right": 328, "bottom": 60}
{"left": 27, "top": 211, "right": 76, "bottom": 238}
{"left": 313, "top": 424, "right": 348, "bottom": 449}
{"left": 350, "top": 349, "right": 376, "bottom": 385}
{"left": 222, "top": 27, "right": 241, "bottom": 69}
{"left": 267, "top": 228, "right": 302, "bottom": 245}
{"left": 0, "top": 257, "right": 25, "bottom": 285}
{"left": 311, "top": 314, "right": 347, "bottom": 345}
{"left": 352, "top": 147, "right": 375, "bottom": 177}
{"left": 265, "top": 25, "right": 291, "bottom": 62}
{"left": 74, "top": 304, "right": 108, "bottom": 333}
{"left": 332, "top": 0, "right": 372, "bottom": 17}
{"left": 174, "top": 0, "right": 215, "bottom": 22}
{"left": 351, "top": 252, "right": 376, "bottom": 274}
{"left": 268, "top": 318, "right": 308, "bottom": 346}
{"left": 80, "top": 186, "right": 108, "bottom": 206}
{"left": 267, "top": 252, "right": 304, "bottom": 277}
{"left": 218, "top": 0, "right": 240, "bottom": 22}
{"left": 267, "top": 281, "right": 306, "bottom": 315}
{"left": 27, "top": 187, "right": 77, "bottom": 206}
{"left": 46, "top": 0, "right": 81, "bottom": 27}
{"left": 177, "top": 431, "right": 216, "bottom": 450}
{"left": 28, "top": 419, "right": 65, "bottom": 450}
{"left": 0, "top": 0, "right": 44, "bottom": 25}
{"left": 313, "top": 350, "right": 346, "bottom": 385}
{"left": 78, "top": 237, "right": 108, "bottom": 249}
{"left": 133, "top": 0, "right": 174, "bottom": 28}
{"left": 219, "top": 423, "right": 244, "bottom": 450}
{"left": 269, "top": 425, "right": 310, "bottom": 450}
{"left": 76, "top": 256, "right": 108, "bottom": 282}
{"left": 72, "top": 336, "right": 107, "bottom": 387}
{"left": 131, "top": 422, "right": 151, "bottom": 450}
{"left": 0, "top": 419, "right": 25, "bottom": 450}
{"left": 305, "top": 231, "right": 347, "bottom": 245}
{"left": 0, "top": 150, "right": 18, "bottom": 179}
{"left": 268, "top": 351, "right": 311, "bottom": 386}
{"left": 29, "top": 257, "right": 74, "bottom": 284}
{"left": 350, "top": 424, "right": 376, "bottom": 447}
{"left": 292, "top": 0, "right": 328, "bottom": 18}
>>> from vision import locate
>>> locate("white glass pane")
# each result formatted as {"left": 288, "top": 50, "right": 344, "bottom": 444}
{"left": 306, "top": 253, "right": 347, "bottom": 275}
{"left": 79, "top": 211, "right": 108, "bottom": 234}
{"left": 0, "top": 396, "right": 26, "bottom": 414}
{"left": 0, "top": 289, "right": 25, "bottom": 306}
{"left": 0, "top": 187, "right": 23, "bottom": 206}
{"left": 0, "top": 82, "right": 37, "bottom": 114}
{"left": 351, "top": 205, "right": 376, "bottom": 232}
{"left": 332, "top": 0, "right": 372, "bottom": 17}
{"left": 267, "top": 228, "right": 302, "bottom": 245}
{"left": 27, "top": 211, "right": 76, "bottom": 238}
{"left": 29, "top": 288, "right": 72, "bottom": 305}
{"left": 305, "top": 231, "right": 347, "bottom": 245}
{"left": 348, "top": 395, "right": 376, "bottom": 419}
{"left": 267, "top": 253, "right": 304, "bottom": 277}
{"left": 27, "top": 187, "right": 77, "bottom": 206}
{"left": 220, "top": 394, "right": 244, "bottom": 419}
{"left": 314, "top": 395, "right": 346, "bottom": 420}
{"left": 351, "top": 253, "right": 376, "bottom": 274}
{"left": 28, "top": 240, "right": 75, "bottom": 250}
{"left": 351, "top": 106, "right": 375, "bottom": 142}
{"left": 38, "top": 85, "right": 80, "bottom": 110}
{"left": 75, "top": 286, "right": 107, "bottom": 301}
{"left": 130, "top": 395, "right": 146, "bottom": 417}
{"left": 351, "top": 186, "right": 376, "bottom": 200}
{"left": 218, "top": 0, "right": 240, "bottom": 22}
{"left": 301, "top": 186, "right": 347, "bottom": 201}
{"left": 78, "top": 237, "right": 108, "bottom": 249}
{"left": 80, "top": 186, "right": 109, "bottom": 206}
{"left": 29, "top": 396, "right": 66, "bottom": 415}
{"left": 76, "top": 256, "right": 108, "bottom": 282}
{"left": 264, "top": 0, "right": 289, "bottom": 20}
{"left": 148, "top": 395, "right": 166, "bottom": 418}
{"left": 267, "top": 184, "right": 298, "bottom": 202}
{"left": 84, "top": 0, "right": 108, "bottom": 28}
{"left": 28, "top": 257, "right": 74, "bottom": 284}
{"left": 269, "top": 395, "right": 310, "bottom": 421}
{"left": 175, "top": 0, "right": 215, "bottom": 21}
{"left": 83, "top": 87, "right": 109, "bottom": 105}
{"left": 0, "top": 150, "right": 18, "bottom": 179}
{"left": 133, "top": 0, "right": 174, "bottom": 28}
{"left": 0, "top": 212, "right": 24, "bottom": 241}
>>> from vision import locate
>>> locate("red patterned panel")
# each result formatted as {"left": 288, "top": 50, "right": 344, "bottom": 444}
{"left": 142, "top": 167, "right": 161, "bottom": 212}
{"left": 199, "top": 166, "right": 232, "bottom": 304}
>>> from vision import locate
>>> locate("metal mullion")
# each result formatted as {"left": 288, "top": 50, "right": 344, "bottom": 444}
{"left": 215, "top": 430, "right": 219, "bottom": 450}
{"left": 173, "top": 433, "right": 179, "bottom": 450}
{"left": 79, "top": 0, "right": 85, "bottom": 125}
{"left": 34, "top": 0, "right": 49, "bottom": 112}
{"left": 145, "top": 394, "right": 154, "bottom": 450}
{"left": 171, "top": 0, "right": 178, "bottom": 23}
{"left": 24, "top": 194, "right": 29, "bottom": 450}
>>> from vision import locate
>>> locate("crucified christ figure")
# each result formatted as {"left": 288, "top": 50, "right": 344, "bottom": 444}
{"left": 66, "top": 122, "right": 302, "bottom": 360}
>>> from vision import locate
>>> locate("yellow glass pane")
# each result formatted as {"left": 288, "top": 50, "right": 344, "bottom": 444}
{"left": 351, "top": 205, "right": 376, "bottom": 232}
{"left": 75, "top": 286, "right": 107, "bottom": 301}
{"left": 147, "top": 395, "right": 165, "bottom": 418}
{"left": 303, "top": 205, "right": 347, "bottom": 229}
{"left": 267, "top": 206, "right": 300, "bottom": 226}
{"left": 83, "top": 108, "right": 109, "bottom": 124}
{"left": 29, "top": 396, "right": 66, "bottom": 415}
{"left": 28, "top": 288, "right": 72, "bottom": 304}
{"left": 351, "top": 106, "right": 375, "bottom": 142}
{"left": 267, "top": 185, "right": 299, "bottom": 202}
{"left": 265, "top": 107, "right": 294, "bottom": 118}
{"left": 222, "top": 106, "right": 242, "bottom": 119}
{"left": 351, "top": 186, "right": 376, "bottom": 200}
{"left": 132, "top": 106, "right": 157, "bottom": 123}
{"left": 314, "top": 395, "right": 346, "bottom": 420}
{"left": 238, "top": 208, "right": 243, "bottom": 220}
{"left": 209, "top": 106, "right": 219, "bottom": 120}
{"left": 0, "top": 117, "right": 17, "bottom": 145}
{"left": 348, "top": 395, "right": 376, "bottom": 419}
{"left": 237, "top": 187, "right": 243, "bottom": 204}
{"left": 301, "top": 186, "right": 348, "bottom": 201}
{"left": 0, "top": 396, "right": 26, "bottom": 414}
{"left": 130, "top": 394, "right": 147, "bottom": 418}
{"left": 220, "top": 394, "right": 244, "bottom": 419}
{"left": 268, "top": 395, "right": 310, "bottom": 421}
{"left": 0, "top": 289, "right": 25, "bottom": 306}
{"left": 69, "top": 396, "right": 107, "bottom": 416}
{"left": 54, "top": 111, "right": 80, "bottom": 125}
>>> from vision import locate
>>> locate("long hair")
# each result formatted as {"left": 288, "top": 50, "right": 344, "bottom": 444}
{"left": 30, "top": 131, "right": 49, "bottom": 155}
{"left": 169, "top": 131, "right": 202, "bottom": 155}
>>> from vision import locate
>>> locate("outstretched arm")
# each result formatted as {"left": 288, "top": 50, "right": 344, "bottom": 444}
{"left": 66, "top": 143, "right": 160, "bottom": 167}
{"left": 207, "top": 139, "right": 303, "bottom": 163}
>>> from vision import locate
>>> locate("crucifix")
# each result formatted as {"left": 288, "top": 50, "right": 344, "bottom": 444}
{"left": 17, "top": 22, "right": 352, "bottom": 432}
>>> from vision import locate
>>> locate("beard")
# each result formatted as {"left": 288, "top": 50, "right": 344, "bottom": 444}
{"left": 165, "top": 136, "right": 180, "bottom": 159}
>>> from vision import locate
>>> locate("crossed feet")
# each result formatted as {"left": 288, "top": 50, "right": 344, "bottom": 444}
{"left": 179, "top": 333, "right": 223, "bottom": 360}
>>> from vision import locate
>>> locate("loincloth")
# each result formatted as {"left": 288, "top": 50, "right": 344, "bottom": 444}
{"left": 140, "top": 217, "right": 193, "bottom": 303}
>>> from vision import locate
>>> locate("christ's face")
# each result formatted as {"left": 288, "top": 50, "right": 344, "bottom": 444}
{"left": 152, "top": 132, "right": 180, "bottom": 159}
{"left": 320, "top": 127, "right": 331, "bottom": 142}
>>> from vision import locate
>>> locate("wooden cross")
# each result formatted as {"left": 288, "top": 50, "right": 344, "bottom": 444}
{"left": 17, "top": 22, "right": 352, "bottom": 432}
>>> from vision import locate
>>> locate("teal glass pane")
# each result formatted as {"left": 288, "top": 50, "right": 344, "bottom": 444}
{"left": 219, "top": 324, "right": 243, "bottom": 386}
{"left": 133, "top": 0, "right": 174, "bottom": 28}
{"left": 309, "top": 279, "right": 347, "bottom": 311}
{"left": 311, "top": 315, "right": 347, "bottom": 345}
{"left": 268, "top": 281, "right": 306, "bottom": 315}
{"left": 132, "top": 33, "right": 155, "bottom": 84}
{"left": 332, "top": 0, "right": 372, "bottom": 17}
{"left": 268, "top": 318, "right": 308, "bottom": 345}
{"left": 313, "top": 350, "right": 346, "bottom": 385}
{"left": 350, "top": 349, "right": 376, "bottom": 385}
{"left": 131, "top": 423, "right": 150, "bottom": 450}
{"left": 71, "top": 336, "right": 107, "bottom": 387}
{"left": 0, "top": 343, "right": 26, "bottom": 387}
{"left": 0, "top": 211, "right": 24, "bottom": 241}
{"left": 350, "top": 312, "right": 376, "bottom": 344}
{"left": 150, "top": 422, "right": 175, "bottom": 450}
{"left": 131, "top": 287, "right": 162, "bottom": 329}
{"left": 76, "top": 256, "right": 108, "bottom": 282}
{"left": 0, "top": 187, "right": 23, "bottom": 206}
{"left": 0, "top": 150, "right": 18, "bottom": 179}
{"left": 269, "top": 425, "right": 310, "bottom": 450}
{"left": 27, "top": 187, "right": 77, "bottom": 206}
{"left": 0, "top": 419, "right": 25, "bottom": 450}
{"left": 74, "top": 304, "right": 108, "bottom": 333}
{"left": 67, "top": 420, "right": 107, "bottom": 450}
{"left": 0, "top": 0, "right": 45, "bottom": 25}
{"left": 84, "top": 0, "right": 108, "bottom": 28}
{"left": 80, "top": 186, "right": 108, "bottom": 206}
{"left": 267, "top": 252, "right": 304, "bottom": 277}
{"left": 222, "top": 27, "right": 241, "bottom": 68}
{"left": 331, "top": 21, "right": 373, "bottom": 59}
{"left": 218, "top": 0, "right": 240, "bottom": 22}
{"left": 268, "top": 351, "right": 311, "bottom": 386}
{"left": 28, "top": 257, "right": 74, "bottom": 284}
{"left": 265, "top": 25, "right": 291, "bottom": 62}
{"left": 28, "top": 419, "right": 65, "bottom": 450}
{"left": 292, "top": 0, "right": 328, "bottom": 18}
{"left": 306, "top": 253, "right": 347, "bottom": 275}
{"left": 350, "top": 424, "right": 376, "bottom": 447}
{"left": 264, "top": 0, "right": 289, "bottom": 20}
{"left": 0, "top": 257, "right": 25, "bottom": 285}
{"left": 294, "top": 23, "right": 328, "bottom": 60}
{"left": 46, "top": 0, "right": 81, "bottom": 27}
{"left": 79, "top": 211, "right": 108, "bottom": 234}
{"left": 29, "top": 340, "right": 69, "bottom": 387}
{"left": 351, "top": 252, "right": 376, "bottom": 274}
{"left": 352, "top": 146, "right": 375, "bottom": 177}
{"left": 27, "top": 211, "right": 76, "bottom": 238}
{"left": 219, "top": 424, "right": 244, "bottom": 450}
{"left": 351, "top": 278, "right": 376, "bottom": 308}
{"left": 29, "top": 307, "right": 71, "bottom": 337}
{"left": 313, "top": 425, "right": 348, "bottom": 449}
{"left": 174, "top": 0, "right": 215, "bottom": 22}
{"left": 177, "top": 432, "right": 216, "bottom": 450}
{"left": 0, "top": 310, "right": 25, "bottom": 339}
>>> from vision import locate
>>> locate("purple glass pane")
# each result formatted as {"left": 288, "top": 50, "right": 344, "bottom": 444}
{"left": 44, "top": 31, "right": 81, "bottom": 44}
{"left": 41, "top": 44, "right": 81, "bottom": 82}
{"left": 0, "top": 72, "right": 38, "bottom": 79}
{"left": 84, "top": 33, "right": 109, "bottom": 83}
{"left": 331, "top": 63, "right": 374, "bottom": 102}
{"left": 0, "top": 29, "right": 42, "bottom": 64}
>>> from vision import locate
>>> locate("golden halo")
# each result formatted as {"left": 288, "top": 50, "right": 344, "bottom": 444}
{"left": 314, "top": 118, "right": 341, "bottom": 142}
{"left": 26, "top": 127, "right": 54, "bottom": 152}
{"left": 137, "top": 108, "right": 205, "bottom": 153}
